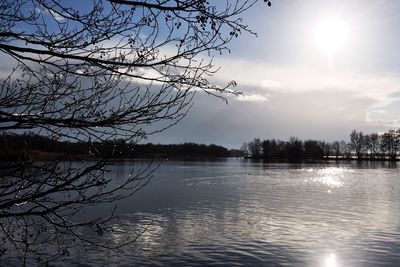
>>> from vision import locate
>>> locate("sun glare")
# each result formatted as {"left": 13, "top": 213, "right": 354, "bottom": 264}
{"left": 314, "top": 17, "right": 349, "bottom": 55}
{"left": 325, "top": 253, "right": 338, "bottom": 267}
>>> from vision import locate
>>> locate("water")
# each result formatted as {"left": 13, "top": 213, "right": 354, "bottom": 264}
{"left": 49, "top": 159, "right": 400, "bottom": 265}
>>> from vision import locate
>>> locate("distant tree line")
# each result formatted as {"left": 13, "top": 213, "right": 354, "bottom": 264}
{"left": 6, "top": 129, "right": 400, "bottom": 161}
{"left": 132, "top": 143, "right": 231, "bottom": 158}
{"left": 241, "top": 129, "right": 400, "bottom": 161}
{"left": 0, "top": 132, "right": 232, "bottom": 160}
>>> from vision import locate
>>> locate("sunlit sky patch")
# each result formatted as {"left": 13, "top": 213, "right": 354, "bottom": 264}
{"left": 148, "top": 1, "right": 400, "bottom": 147}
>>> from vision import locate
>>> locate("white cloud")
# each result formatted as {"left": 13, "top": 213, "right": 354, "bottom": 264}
{"left": 235, "top": 93, "right": 268, "bottom": 102}
{"left": 369, "top": 109, "right": 388, "bottom": 115}
{"left": 329, "top": 106, "right": 345, "bottom": 111}
{"left": 207, "top": 58, "right": 400, "bottom": 137}
{"left": 364, "top": 109, "right": 400, "bottom": 128}
{"left": 260, "top": 79, "right": 283, "bottom": 90}
{"left": 214, "top": 58, "right": 400, "bottom": 110}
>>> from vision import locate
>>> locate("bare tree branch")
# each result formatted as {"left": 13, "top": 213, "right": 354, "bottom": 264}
{"left": 0, "top": 0, "right": 270, "bottom": 264}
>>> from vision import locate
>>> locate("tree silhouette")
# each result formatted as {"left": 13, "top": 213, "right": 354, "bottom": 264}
{"left": 350, "top": 130, "right": 365, "bottom": 160}
{"left": 287, "top": 137, "right": 303, "bottom": 160}
{"left": 380, "top": 130, "right": 399, "bottom": 161}
{"left": 368, "top": 133, "right": 380, "bottom": 160}
{"left": 303, "top": 140, "right": 324, "bottom": 160}
{"left": 0, "top": 0, "right": 269, "bottom": 264}
{"left": 248, "top": 138, "right": 262, "bottom": 158}
{"left": 332, "top": 141, "right": 341, "bottom": 159}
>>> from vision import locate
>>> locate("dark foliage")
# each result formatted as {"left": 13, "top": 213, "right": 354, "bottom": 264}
{"left": 243, "top": 128, "right": 400, "bottom": 161}
{"left": 0, "top": 133, "right": 229, "bottom": 159}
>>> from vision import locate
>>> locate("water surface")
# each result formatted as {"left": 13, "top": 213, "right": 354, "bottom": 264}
{"left": 60, "top": 159, "right": 400, "bottom": 266}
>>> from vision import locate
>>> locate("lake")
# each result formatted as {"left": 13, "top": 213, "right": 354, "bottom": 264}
{"left": 54, "top": 159, "right": 400, "bottom": 266}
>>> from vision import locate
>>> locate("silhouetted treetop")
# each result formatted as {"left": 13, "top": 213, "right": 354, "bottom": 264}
{"left": 243, "top": 128, "right": 400, "bottom": 162}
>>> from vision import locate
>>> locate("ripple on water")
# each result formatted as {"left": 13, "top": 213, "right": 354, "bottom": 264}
{"left": 44, "top": 161, "right": 400, "bottom": 266}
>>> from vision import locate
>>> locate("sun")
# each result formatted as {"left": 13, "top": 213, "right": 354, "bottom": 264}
{"left": 314, "top": 17, "right": 349, "bottom": 55}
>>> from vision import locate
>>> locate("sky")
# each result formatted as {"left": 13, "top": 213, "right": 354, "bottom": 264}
{"left": 149, "top": 0, "right": 400, "bottom": 148}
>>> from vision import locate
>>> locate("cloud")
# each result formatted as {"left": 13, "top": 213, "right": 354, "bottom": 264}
{"left": 260, "top": 79, "right": 283, "bottom": 90}
{"left": 235, "top": 93, "right": 269, "bottom": 102}
{"left": 214, "top": 57, "right": 400, "bottom": 109}
{"left": 366, "top": 109, "right": 388, "bottom": 123}
{"left": 364, "top": 109, "right": 400, "bottom": 128}
{"left": 329, "top": 106, "right": 345, "bottom": 111}
{"left": 205, "top": 57, "right": 400, "bottom": 136}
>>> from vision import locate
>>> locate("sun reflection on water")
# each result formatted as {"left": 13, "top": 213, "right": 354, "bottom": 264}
{"left": 325, "top": 253, "right": 338, "bottom": 267}
{"left": 306, "top": 167, "right": 347, "bottom": 190}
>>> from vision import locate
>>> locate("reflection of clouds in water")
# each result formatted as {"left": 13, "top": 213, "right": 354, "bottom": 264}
{"left": 234, "top": 167, "right": 399, "bottom": 266}
{"left": 183, "top": 175, "right": 242, "bottom": 187}
{"left": 57, "top": 162, "right": 400, "bottom": 266}
{"left": 102, "top": 213, "right": 169, "bottom": 258}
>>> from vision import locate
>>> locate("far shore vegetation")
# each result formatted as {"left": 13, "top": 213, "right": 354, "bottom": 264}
{"left": 242, "top": 129, "right": 400, "bottom": 161}
{"left": 0, "top": 132, "right": 237, "bottom": 160}
{"left": 3, "top": 129, "right": 400, "bottom": 162}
